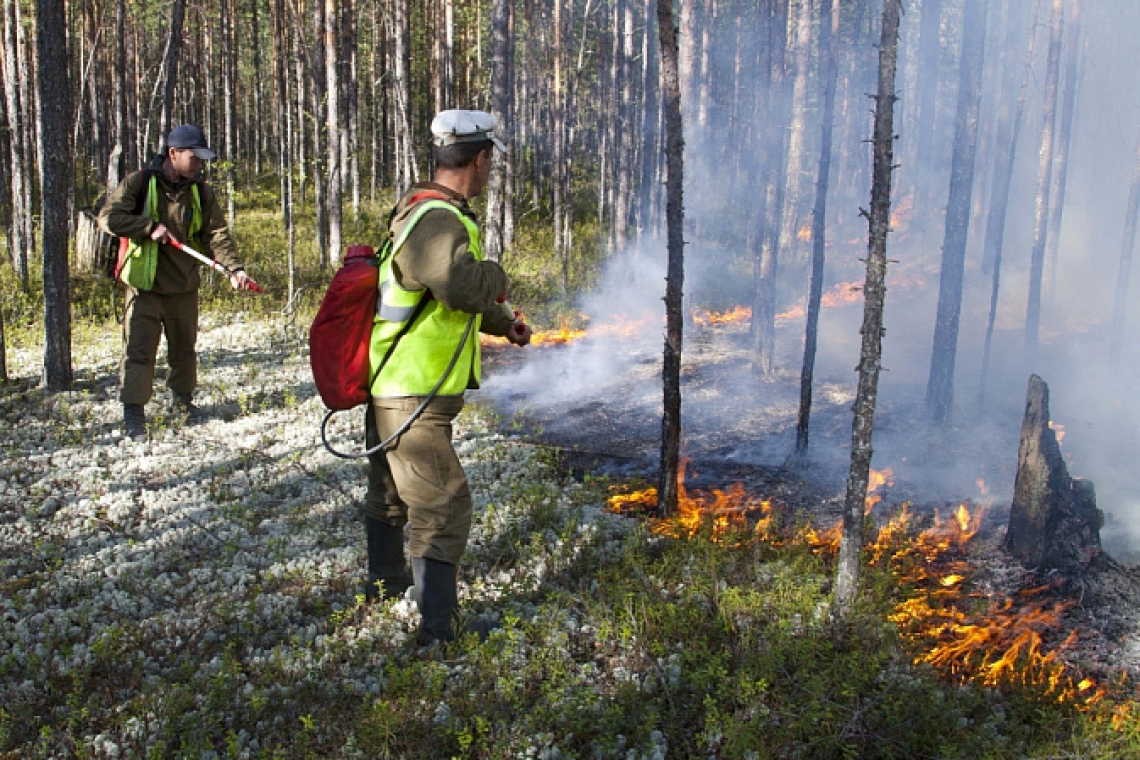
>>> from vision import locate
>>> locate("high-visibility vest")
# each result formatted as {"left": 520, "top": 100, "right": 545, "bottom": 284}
{"left": 368, "top": 200, "right": 483, "bottom": 397}
{"left": 120, "top": 175, "right": 203, "bottom": 289}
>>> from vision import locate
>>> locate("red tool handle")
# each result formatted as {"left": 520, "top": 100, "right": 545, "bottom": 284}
{"left": 168, "top": 236, "right": 263, "bottom": 293}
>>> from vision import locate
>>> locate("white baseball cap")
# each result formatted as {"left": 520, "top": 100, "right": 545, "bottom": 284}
{"left": 430, "top": 109, "right": 506, "bottom": 152}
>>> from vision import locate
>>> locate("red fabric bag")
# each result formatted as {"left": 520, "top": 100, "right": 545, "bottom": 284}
{"left": 309, "top": 244, "right": 381, "bottom": 410}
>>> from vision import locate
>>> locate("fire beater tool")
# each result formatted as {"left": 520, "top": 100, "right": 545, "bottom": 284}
{"left": 168, "top": 236, "right": 263, "bottom": 293}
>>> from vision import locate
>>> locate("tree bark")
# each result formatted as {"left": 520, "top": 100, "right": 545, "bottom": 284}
{"left": 222, "top": 0, "right": 238, "bottom": 227}
{"left": 657, "top": 0, "right": 684, "bottom": 518}
{"left": 325, "top": 0, "right": 343, "bottom": 265}
{"left": 1, "top": 0, "right": 31, "bottom": 290}
{"left": 833, "top": 0, "right": 902, "bottom": 621}
{"left": 38, "top": 0, "right": 74, "bottom": 390}
{"left": 926, "top": 0, "right": 987, "bottom": 423}
{"left": 484, "top": 0, "right": 512, "bottom": 263}
{"left": 1109, "top": 127, "right": 1140, "bottom": 364}
{"left": 795, "top": 0, "right": 840, "bottom": 458}
{"left": 1024, "top": 0, "right": 1064, "bottom": 367}
{"left": 159, "top": 0, "right": 187, "bottom": 137}
{"left": 979, "top": 0, "right": 1037, "bottom": 401}
{"left": 1004, "top": 374, "right": 1103, "bottom": 572}
{"left": 778, "top": 0, "right": 814, "bottom": 268}
{"left": 1045, "top": 0, "right": 1081, "bottom": 305}
{"left": 750, "top": 0, "right": 790, "bottom": 376}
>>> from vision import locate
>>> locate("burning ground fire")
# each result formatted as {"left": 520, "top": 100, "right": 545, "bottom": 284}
{"left": 607, "top": 466, "right": 1122, "bottom": 715}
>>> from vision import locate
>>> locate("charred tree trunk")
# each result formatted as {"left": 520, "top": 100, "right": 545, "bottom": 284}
{"left": 657, "top": 0, "right": 684, "bottom": 518}
{"left": 1004, "top": 374, "right": 1103, "bottom": 572}
{"left": 834, "top": 0, "right": 902, "bottom": 621}
{"left": 926, "top": 0, "right": 987, "bottom": 423}
{"left": 795, "top": 0, "right": 840, "bottom": 458}
{"left": 1024, "top": 0, "right": 1064, "bottom": 368}
{"left": 38, "top": 0, "right": 74, "bottom": 391}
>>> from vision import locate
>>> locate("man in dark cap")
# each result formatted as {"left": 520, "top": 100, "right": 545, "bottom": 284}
{"left": 362, "top": 108, "right": 531, "bottom": 645}
{"left": 100, "top": 124, "right": 257, "bottom": 440}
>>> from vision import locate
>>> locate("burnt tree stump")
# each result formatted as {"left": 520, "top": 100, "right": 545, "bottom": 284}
{"left": 1003, "top": 374, "right": 1103, "bottom": 572}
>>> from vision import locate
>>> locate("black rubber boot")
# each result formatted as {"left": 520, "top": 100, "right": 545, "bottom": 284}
{"left": 364, "top": 516, "right": 413, "bottom": 601}
{"left": 411, "top": 557, "right": 457, "bottom": 645}
{"left": 172, "top": 392, "right": 208, "bottom": 423}
{"left": 123, "top": 403, "right": 146, "bottom": 440}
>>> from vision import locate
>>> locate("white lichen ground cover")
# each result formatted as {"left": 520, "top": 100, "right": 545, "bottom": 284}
{"left": 0, "top": 313, "right": 636, "bottom": 758}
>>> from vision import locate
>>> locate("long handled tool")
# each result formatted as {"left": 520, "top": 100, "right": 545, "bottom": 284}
{"left": 168, "top": 236, "right": 263, "bottom": 293}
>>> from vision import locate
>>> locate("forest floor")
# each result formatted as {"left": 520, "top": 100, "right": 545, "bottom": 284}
{"left": 2, "top": 304, "right": 1140, "bottom": 756}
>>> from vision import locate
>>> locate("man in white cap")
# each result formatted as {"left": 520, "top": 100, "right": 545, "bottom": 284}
{"left": 100, "top": 124, "right": 255, "bottom": 439}
{"left": 360, "top": 109, "right": 530, "bottom": 645}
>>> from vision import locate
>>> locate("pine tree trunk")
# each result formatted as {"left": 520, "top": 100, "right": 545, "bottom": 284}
{"left": 392, "top": 0, "right": 414, "bottom": 194}
{"left": 1109, "top": 128, "right": 1140, "bottom": 364}
{"left": 1045, "top": 0, "right": 1081, "bottom": 305}
{"left": 656, "top": 0, "right": 684, "bottom": 518}
{"left": 979, "top": 0, "right": 1037, "bottom": 401}
{"left": 925, "top": 0, "right": 987, "bottom": 423}
{"left": 833, "top": 0, "right": 902, "bottom": 622}
{"left": 1024, "top": 0, "right": 1064, "bottom": 367}
{"left": 160, "top": 0, "right": 186, "bottom": 136}
{"left": 272, "top": 0, "right": 296, "bottom": 308}
{"left": 553, "top": 0, "right": 568, "bottom": 296}
{"left": 222, "top": 0, "right": 238, "bottom": 227}
{"left": 38, "top": 0, "right": 74, "bottom": 391}
{"left": 912, "top": 0, "right": 942, "bottom": 209}
{"left": 484, "top": 0, "right": 512, "bottom": 263}
{"left": 1, "top": 0, "right": 30, "bottom": 291}
{"left": 778, "top": 0, "right": 813, "bottom": 268}
{"left": 110, "top": 0, "right": 127, "bottom": 190}
{"left": 325, "top": 0, "right": 344, "bottom": 265}
{"left": 750, "top": 0, "right": 790, "bottom": 376}
{"left": 795, "top": 0, "right": 840, "bottom": 458}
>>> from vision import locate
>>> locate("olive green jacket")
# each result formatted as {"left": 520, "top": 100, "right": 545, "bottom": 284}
{"left": 100, "top": 166, "right": 242, "bottom": 295}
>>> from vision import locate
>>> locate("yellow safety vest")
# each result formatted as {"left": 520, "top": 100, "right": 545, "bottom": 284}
{"left": 368, "top": 200, "right": 483, "bottom": 397}
{"left": 119, "top": 174, "right": 203, "bottom": 290}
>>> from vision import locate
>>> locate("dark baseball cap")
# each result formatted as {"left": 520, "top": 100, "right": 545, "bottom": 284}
{"left": 166, "top": 124, "right": 217, "bottom": 160}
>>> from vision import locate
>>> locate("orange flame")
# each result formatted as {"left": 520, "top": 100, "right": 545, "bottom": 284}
{"left": 692, "top": 305, "right": 752, "bottom": 327}
{"left": 606, "top": 459, "right": 774, "bottom": 543}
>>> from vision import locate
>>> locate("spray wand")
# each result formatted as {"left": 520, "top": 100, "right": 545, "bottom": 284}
{"left": 168, "top": 235, "right": 264, "bottom": 293}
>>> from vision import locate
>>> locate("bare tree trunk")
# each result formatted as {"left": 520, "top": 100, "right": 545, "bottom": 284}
{"left": 912, "top": 0, "right": 942, "bottom": 209}
{"left": 833, "top": 0, "right": 902, "bottom": 621}
{"left": 273, "top": 0, "right": 297, "bottom": 308}
{"left": 391, "top": 0, "right": 415, "bottom": 194}
{"left": 484, "top": 0, "right": 511, "bottom": 263}
{"left": 656, "top": 0, "right": 684, "bottom": 518}
{"left": 1, "top": 0, "right": 31, "bottom": 291}
{"left": 553, "top": 0, "right": 568, "bottom": 296}
{"left": 311, "top": 0, "right": 329, "bottom": 268}
{"left": 222, "top": 0, "right": 238, "bottom": 227}
{"left": 795, "top": 0, "right": 840, "bottom": 459}
{"left": 159, "top": 0, "right": 187, "bottom": 137}
{"left": 1024, "top": 0, "right": 1064, "bottom": 368}
{"left": 109, "top": 0, "right": 127, "bottom": 191}
{"left": 325, "top": 0, "right": 343, "bottom": 265}
{"left": 750, "top": 0, "right": 790, "bottom": 376}
{"left": 979, "top": 0, "right": 1037, "bottom": 401}
{"left": 926, "top": 0, "right": 987, "bottom": 423}
{"left": 1045, "top": 0, "right": 1081, "bottom": 305}
{"left": 38, "top": 0, "right": 74, "bottom": 390}
{"left": 778, "top": 0, "right": 814, "bottom": 267}
{"left": 1109, "top": 127, "right": 1140, "bottom": 365}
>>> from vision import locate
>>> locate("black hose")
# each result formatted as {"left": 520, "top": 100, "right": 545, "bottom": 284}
{"left": 320, "top": 313, "right": 476, "bottom": 459}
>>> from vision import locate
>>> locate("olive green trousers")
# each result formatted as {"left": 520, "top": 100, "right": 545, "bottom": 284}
{"left": 364, "top": 395, "right": 471, "bottom": 565}
{"left": 120, "top": 288, "right": 199, "bottom": 405}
